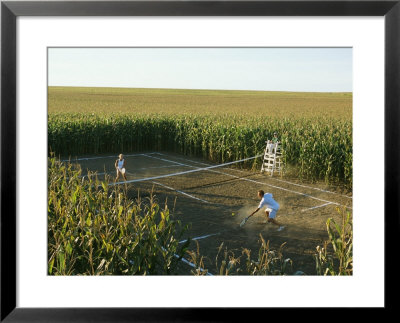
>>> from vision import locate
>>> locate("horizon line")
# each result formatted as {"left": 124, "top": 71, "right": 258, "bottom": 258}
{"left": 48, "top": 85, "right": 353, "bottom": 94}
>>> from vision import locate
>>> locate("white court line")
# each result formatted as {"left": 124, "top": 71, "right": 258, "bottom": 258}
{"left": 124, "top": 154, "right": 346, "bottom": 263}
{"left": 61, "top": 152, "right": 158, "bottom": 162}
{"left": 178, "top": 203, "right": 334, "bottom": 245}
{"left": 229, "top": 167, "right": 353, "bottom": 200}
{"left": 176, "top": 202, "right": 334, "bottom": 248}
{"left": 144, "top": 154, "right": 352, "bottom": 210}
{"left": 266, "top": 177, "right": 352, "bottom": 199}
{"left": 78, "top": 166, "right": 172, "bottom": 179}
{"left": 300, "top": 202, "right": 333, "bottom": 212}
{"left": 155, "top": 153, "right": 352, "bottom": 200}
{"left": 161, "top": 247, "right": 212, "bottom": 276}
{"left": 74, "top": 165, "right": 187, "bottom": 181}
{"left": 110, "top": 154, "right": 263, "bottom": 186}
{"left": 151, "top": 181, "right": 212, "bottom": 204}
{"left": 179, "top": 232, "right": 221, "bottom": 244}
{"left": 282, "top": 202, "right": 334, "bottom": 217}
{"left": 125, "top": 171, "right": 212, "bottom": 204}
{"left": 212, "top": 170, "right": 352, "bottom": 209}
{"left": 138, "top": 164, "right": 187, "bottom": 170}
{"left": 80, "top": 164, "right": 184, "bottom": 178}
{"left": 144, "top": 154, "right": 192, "bottom": 167}
{"left": 130, "top": 248, "right": 212, "bottom": 276}
{"left": 178, "top": 255, "right": 213, "bottom": 276}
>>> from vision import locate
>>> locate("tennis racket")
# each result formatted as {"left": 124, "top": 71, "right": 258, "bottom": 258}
{"left": 240, "top": 215, "right": 251, "bottom": 227}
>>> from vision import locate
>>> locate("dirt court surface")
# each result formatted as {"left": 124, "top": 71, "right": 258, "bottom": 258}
{"left": 64, "top": 151, "right": 353, "bottom": 275}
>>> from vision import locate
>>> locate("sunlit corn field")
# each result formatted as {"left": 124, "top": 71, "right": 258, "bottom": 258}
{"left": 48, "top": 86, "right": 352, "bottom": 187}
{"left": 48, "top": 156, "right": 191, "bottom": 275}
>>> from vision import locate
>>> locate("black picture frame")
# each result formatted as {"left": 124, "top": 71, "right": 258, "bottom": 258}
{"left": 1, "top": 0, "right": 398, "bottom": 321}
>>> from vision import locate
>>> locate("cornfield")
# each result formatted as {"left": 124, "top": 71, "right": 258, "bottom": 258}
{"left": 48, "top": 87, "right": 352, "bottom": 187}
{"left": 48, "top": 155, "right": 191, "bottom": 275}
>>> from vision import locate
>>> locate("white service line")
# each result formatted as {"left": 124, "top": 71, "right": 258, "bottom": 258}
{"left": 267, "top": 178, "right": 352, "bottom": 199}
{"left": 213, "top": 171, "right": 351, "bottom": 209}
{"left": 156, "top": 152, "right": 352, "bottom": 200}
{"left": 110, "top": 154, "right": 263, "bottom": 186}
{"left": 125, "top": 171, "right": 212, "bottom": 204}
{"left": 146, "top": 154, "right": 352, "bottom": 210}
{"left": 143, "top": 153, "right": 196, "bottom": 167}
{"left": 179, "top": 232, "right": 221, "bottom": 244}
{"left": 151, "top": 181, "right": 212, "bottom": 204}
{"left": 137, "top": 164, "right": 187, "bottom": 170}
{"left": 300, "top": 202, "right": 333, "bottom": 212}
{"left": 228, "top": 167, "right": 352, "bottom": 200}
{"left": 154, "top": 153, "right": 212, "bottom": 166}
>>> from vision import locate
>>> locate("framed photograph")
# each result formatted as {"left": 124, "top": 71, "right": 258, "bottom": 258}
{"left": 1, "top": 0, "right": 398, "bottom": 321}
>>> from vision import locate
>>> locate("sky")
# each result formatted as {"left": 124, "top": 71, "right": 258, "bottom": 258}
{"left": 48, "top": 47, "right": 352, "bottom": 92}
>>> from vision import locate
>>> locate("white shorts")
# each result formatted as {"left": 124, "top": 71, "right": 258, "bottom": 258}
{"left": 265, "top": 208, "right": 278, "bottom": 219}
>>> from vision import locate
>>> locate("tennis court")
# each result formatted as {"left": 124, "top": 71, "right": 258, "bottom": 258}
{"left": 63, "top": 151, "right": 353, "bottom": 275}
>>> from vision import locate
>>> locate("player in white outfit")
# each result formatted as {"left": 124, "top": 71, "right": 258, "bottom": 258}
{"left": 114, "top": 154, "right": 127, "bottom": 182}
{"left": 248, "top": 190, "right": 285, "bottom": 231}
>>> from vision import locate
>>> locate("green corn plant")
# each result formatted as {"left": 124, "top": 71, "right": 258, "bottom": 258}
{"left": 186, "top": 240, "right": 209, "bottom": 276}
{"left": 215, "top": 242, "right": 241, "bottom": 276}
{"left": 314, "top": 207, "right": 353, "bottom": 275}
{"left": 49, "top": 113, "right": 352, "bottom": 187}
{"left": 48, "top": 155, "right": 190, "bottom": 275}
{"left": 314, "top": 241, "right": 336, "bottom": 276}
{"left": 48, "top": 87, "right": 352, "bottom": 187}
{"left": 242, "top": 234, "right": 293, "bottom": 275}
